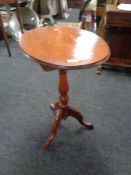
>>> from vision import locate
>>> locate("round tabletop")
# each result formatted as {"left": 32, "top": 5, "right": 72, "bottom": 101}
{"left": 19, "top": 26, "right": 110, "bottom": 70}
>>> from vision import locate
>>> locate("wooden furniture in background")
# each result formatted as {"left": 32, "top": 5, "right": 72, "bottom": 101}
{"left": 67, "top": 0, "right": 84, "bottom": 8}
{"left": 104, "top": 4, "right": 131, "bottom": 67}
{"left": 19, "top": 26, "right": 110, "bottom": 148}
{"left": 0, "top": 0, "right": 23, "bottom": 56}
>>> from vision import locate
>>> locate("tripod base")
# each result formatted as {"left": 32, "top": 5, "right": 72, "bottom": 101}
{"left": 44, "top": 103, "right": 93, "bottom": 148}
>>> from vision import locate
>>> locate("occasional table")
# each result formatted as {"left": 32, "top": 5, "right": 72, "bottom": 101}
{"left": 19, "top": 26, "right": 110, "bottom": 148}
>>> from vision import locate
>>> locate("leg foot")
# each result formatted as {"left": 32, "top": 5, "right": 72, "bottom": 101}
{"left": 50, "top": 102, "right": 60, "bottom": 110}
{"left": 50, "top": 102, "right": 61, "bottom": 115}
{"left": 68, "top": 107, "right": 93, "bottom": 129}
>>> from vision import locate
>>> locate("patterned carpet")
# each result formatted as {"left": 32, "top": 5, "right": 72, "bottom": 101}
{"left": 54, "top": 21, "right": 80, "bottom": 28}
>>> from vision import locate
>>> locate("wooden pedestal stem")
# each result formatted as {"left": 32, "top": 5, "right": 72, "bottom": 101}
{"left": 59, "top": 70, "right": 69, "bottom": 107}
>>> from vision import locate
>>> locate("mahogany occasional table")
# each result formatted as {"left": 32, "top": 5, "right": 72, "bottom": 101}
{"left": 19, "top": 26, "right": 110, "bottom": 148}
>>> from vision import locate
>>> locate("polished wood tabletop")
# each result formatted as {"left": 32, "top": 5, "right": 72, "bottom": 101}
{"left": 19, "top": 26, "right": 110, "bottom": 70}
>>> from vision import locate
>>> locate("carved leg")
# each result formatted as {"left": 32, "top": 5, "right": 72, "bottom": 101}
{"left": 44, "top": 110, "right": 63, "bottom": 148}
{"left": 50, "top": 102, "right": 61, "bottom": 110}
{"left": 96, "top": 65, "right": 102, "bottom": 75}
{"left": 44, "top": 70, "right": 68, "bottom": 148}
{"left": 50, "top": 102, "right": 61, "bottom": 115}
{"left": 68, "top": 107, "right": 93, "bottom": 129}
